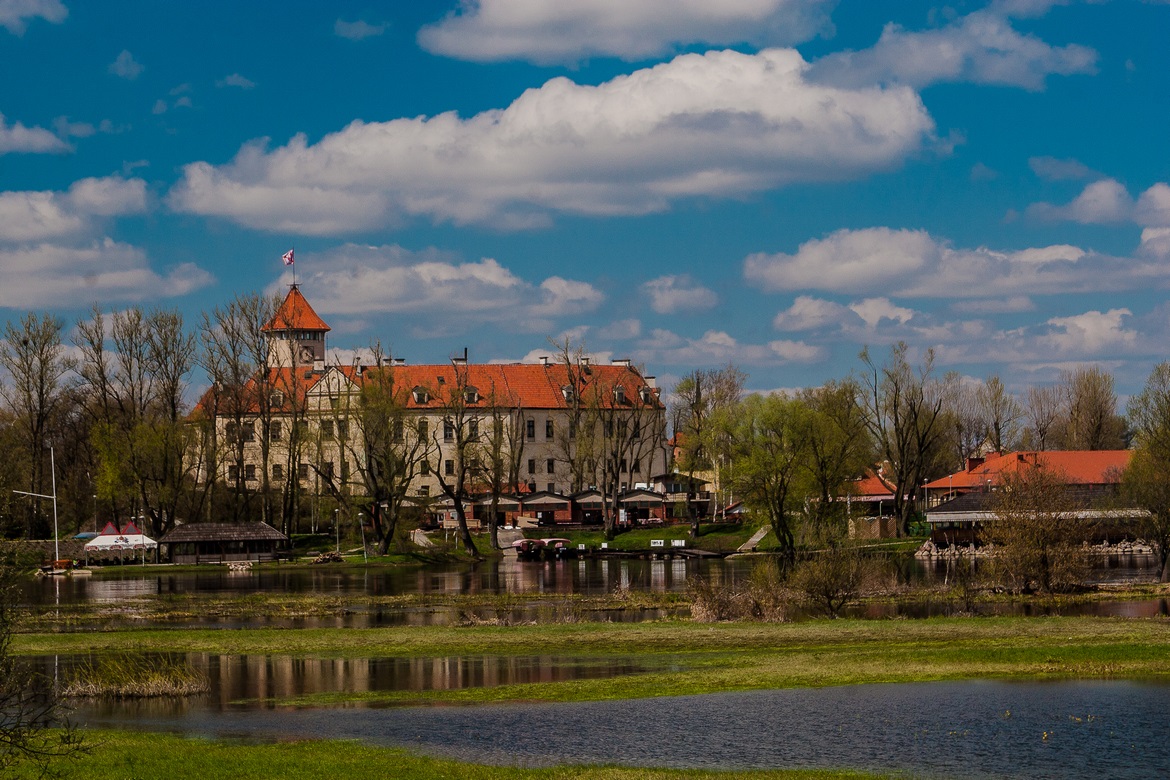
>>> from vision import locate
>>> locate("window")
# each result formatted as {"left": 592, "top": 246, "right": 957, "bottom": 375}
{"left": 545, "top": 419, "right": 554, "bottom": 439}
{"left": 640, "top": 387, "right": 654, "bottom": 405}
{"left": 341, "top": 459, "right": 350, "bottom": 482}
{"left": 242, "top": 422, "right": 255, "bottom": 442}
{"left": 569, "top": 420, "right": 577, "bottom": 440}
{"left": 244, "top": 464, "right": 256, "bottom": 481}
{"left": 528, "top": 458, "right": 537, "bottom": 475}
{"left": 322, "top": 461, "right": 334, "bottom": 479}
{"left": 547, "top": 483, "right": 555, "bottom": 493}
{"left": 418, "top": 419, "right": 429, "bottom": 440}
{"left": 337, "top": 420, "right": 349, "bottom": 439}
{"left": 330, "top": 396, "right": 339, "bottom": 411}
{"left": 445, "top": 459, "right": 455, "bottom": 476}
{"left": 465, "top": 387, "right": 479, "bottom": 404}
{"left": 444, "top": 419, "right": 454, "bottom": 442}
{"left": 228, "top": 464, "right": 239, "bottom": 481}
{"left": 296, "top": 420, "right": 309, "bottom": 438}
{"left": 619, "top": 458, "right": 627, "bottom": 473}
{"left": 614, "top": 385, "right": 626, "bottom": 405}
{"left": 272, "top": 463, "right": 283, "bottom": 481}
{"left": 392, "top": 419, "right": 403, "bottom": 442}
{"left": 605, "top": 420, "right": 614, "bottom": 438}
{"left": 421, "top": 460, "right": 430, "bottom": 474}
{"left": 561, "top": 385, "right": 575, "bottom": 402}
{"left": 413, "top": 387, "right": 429, "bottom": 404}
{"left": 321, "top": 419, "right": 334, "bottom": 438}
{"left": 298, "top": 463, "right": 309, "bottom": 481}
{"left": 418, "top": 485, "right": 430, "bottom": 497}
{"left": 632, "top": 458, "right": 641, "bottom": 474}
{"left": 269, "top": 390, "right": 284, "bottom": 408}
{"left": 546, "top": 459, "right": 555, "bottom": 475}
{"left": 469, "top": 457, "right": 481, "bottom": 472}
{"left": 468, "top": 419, "right": 478, "bottom": 440}
{"left": 526, "top": 419, "right": 535, "bottom": 441}
{"left": 270, "top": 421, "right": 282, "bottom": 442}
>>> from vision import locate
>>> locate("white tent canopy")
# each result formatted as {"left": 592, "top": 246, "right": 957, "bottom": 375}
{"left": 84, "top": 521, "right": 157, "bottom": 562}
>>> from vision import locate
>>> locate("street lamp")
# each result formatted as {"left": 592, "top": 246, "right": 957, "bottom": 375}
{"left": 14, "top": 445, "right": 58, "bottom": 565}
{"left": 334, "top": 508, "right": 340, "bottom": 553}
{"left": 357, "top": 512, "right": 366, "bottom": 563}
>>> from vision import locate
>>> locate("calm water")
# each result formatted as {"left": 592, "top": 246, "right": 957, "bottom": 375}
{"left": 70, "top": 679, "right": 1170, "bottom": 779}
{"left": 20, "top": 555, "right": 1166, "bottom": 625}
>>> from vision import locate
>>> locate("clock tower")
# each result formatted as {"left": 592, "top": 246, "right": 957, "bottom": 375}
{"left": 262, "top": 285, "right": 331, "bottom": 369}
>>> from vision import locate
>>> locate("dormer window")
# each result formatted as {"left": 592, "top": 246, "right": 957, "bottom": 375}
{"left": 269, "top": 390, "right": 284, "bottom": 408}
{"left": 412, "top": 387, "right": 429, "bottom": 404}
{"left": 639, "top": 387, "right": 654, "bottom": 405}
{"left": 562, "top": 385, "right": 575, "bottom": 402}
{"left": 465, "top": 386, "right": 479, "bottom": 404}
{"left": 613, "top": 385, "right": 626, "bottom": 405}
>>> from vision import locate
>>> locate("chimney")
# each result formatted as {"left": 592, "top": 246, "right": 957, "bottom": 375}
{"left": 393, "top": 357, "right": 406, "bottom": 366}
{"left": 645, "top": 375, "right": 656, "bottom": 389}
{"left": 539, "top": 356, "right": 548, "bottom": 366}
{"left": 452, "top": 347, "right": 468, "bottom": 367}
{"left": 612, "top": 358, "right": 631, "bottom": 368}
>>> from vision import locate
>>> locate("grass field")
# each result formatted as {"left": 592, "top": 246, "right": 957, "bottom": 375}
{"left": 15, "top": 616, "right": 1170, "bottom": 707}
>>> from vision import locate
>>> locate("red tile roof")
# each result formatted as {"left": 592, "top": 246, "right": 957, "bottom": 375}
{"left": 262, "top": 286, "right": 330, "bottom": 333}
{"left": 926, "top": 450, "right": 1131, "bottom": 490}
{"left": 850, "top": 470, "right": 896, "bottom": 499}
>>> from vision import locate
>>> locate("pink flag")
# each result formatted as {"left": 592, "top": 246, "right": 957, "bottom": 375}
{"left": 282, "top": 249, "right": 295, "bottom": 266}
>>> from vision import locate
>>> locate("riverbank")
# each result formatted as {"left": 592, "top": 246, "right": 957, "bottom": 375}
{"left": 10, "top": 731, "right": 895, "bottom": 780}
{"left": 15, "top": 616, "right": 1170, "bottom": 706}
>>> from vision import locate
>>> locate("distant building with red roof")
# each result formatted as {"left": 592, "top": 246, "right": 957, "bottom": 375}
{"left": 924, "top": 449, "right": 1138, "bottom": 545}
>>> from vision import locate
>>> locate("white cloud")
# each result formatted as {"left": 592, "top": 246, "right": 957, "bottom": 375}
{"left": 772, "top": 295, "right": 852, "bottom": 331}
{"left": 0, "top": 177, "right": 147, "bottom": 242}
{"left": 217, "top": 73, "right": 255, "bottom": 89}
{"left": 168, "top": 48, "right": 934, "bottom": 234}
{"left": 746, "top": 227, "right": 937, "bottom": 293}
{"left": 108, "top": 50, "right": 143, "bottom": 80}
{"left": 641, "top": 274, "right": 717, "bottom": 314}
{"left": 335, "top": 19, "right": 386, "bottom": 40}
{"left": 952, "top": 296, "right": 1035, "bottom": 314}
{"left": 1029, "top": 155, "right": 1095, "bottom": 181}
{"left": 0, "top": 113, "right": 68, "bottom": 154}
{"left": 418, "top": 0, "right": 835, "bottom": 64}
{"left": 0, "top": 0, "right": 66, "bottom": 35}
{"left": 1039, "top": 309, "right": 1136, "bottom": 354}
{"left": 848, "top": 297, "right": 915, "bottom": 328}
{"left": 634, "top": 328, "right": 822, "bottom": 366}
{"left": 267, "top": 244, "right": 603, "bottom": 333}
{"left": 808, "top": 11, "right": 1096, "bottom": 90}
{"left": 744, "top": 226, "right": 1170, "bottom": 300}
{"left": 0, "top": 239, "right": 211, "bottom": 307}
{"left": 1028, "top": 179, "right": 1170, "bottom": 226}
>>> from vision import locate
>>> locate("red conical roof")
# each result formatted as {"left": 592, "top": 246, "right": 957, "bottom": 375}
{"left": 262, "top": 285, "right": 330, "bottom": 333}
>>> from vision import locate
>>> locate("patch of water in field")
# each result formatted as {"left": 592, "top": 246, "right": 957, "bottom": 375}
{"left": 69, "top": 679, "right": 1170, "bottom": 779}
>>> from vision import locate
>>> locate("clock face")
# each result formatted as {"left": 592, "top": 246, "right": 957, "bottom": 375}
{"left": 298, "top": 345, "right": 315, "bottom": 363}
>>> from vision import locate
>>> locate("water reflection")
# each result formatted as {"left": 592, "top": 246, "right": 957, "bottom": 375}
{"left": 19, "top": 554, "right": 1166, "bottom": 627}
{"left": 43, "top": 652, "right": 656, "bottom": 719}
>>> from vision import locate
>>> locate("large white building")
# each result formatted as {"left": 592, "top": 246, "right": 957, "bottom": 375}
{"left": 197, "top": 286, "right": 670, "bottom": 526}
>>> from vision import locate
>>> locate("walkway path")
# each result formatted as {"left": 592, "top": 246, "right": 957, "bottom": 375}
{"left": 737, "top": 526, "right": 770, "bottom": 553}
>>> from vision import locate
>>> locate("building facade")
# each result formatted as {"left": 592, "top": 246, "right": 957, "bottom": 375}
{"left": 196, "top": 286, "right": 670, "bottom": 527}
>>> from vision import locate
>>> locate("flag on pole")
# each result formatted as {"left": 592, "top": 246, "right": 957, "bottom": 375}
{"left": 282, "top": 249, "right": 295, "bottom": 266}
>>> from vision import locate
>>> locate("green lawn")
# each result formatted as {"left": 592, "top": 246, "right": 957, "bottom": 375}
{"left": 9, "top": 731, "right": 898, "bottom": 780}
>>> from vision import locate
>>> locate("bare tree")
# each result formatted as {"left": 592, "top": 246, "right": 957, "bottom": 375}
{"left": 1024, "top": 385, "right": 1061, "bottom": 451}
{"left": 0, "top": 313, "right": 72, "bottom": 538}
{"left": 977, "top": 375, "right": 1023, "bottom": 453}
{"left": 1123, "top": 362, "right": 1170, "bottom": 582}
{"left": 1056, "top": 366, "right": 1126, "bottom": 450}
{"left": 477, "top": 385, "right": 525, "bottom": 550}
{"left": 857, "top": 343, "right": 948, "bottom": 536}
{"left": 428, "top": 360, "right": 481, "bottom": 557}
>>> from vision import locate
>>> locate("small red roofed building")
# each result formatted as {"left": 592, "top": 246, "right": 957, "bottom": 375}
{"left": 923, "top": 450, "right": 1137, "bottom": 546}
{"left": 845, "top": 469, "right": 899, "bottom": 539}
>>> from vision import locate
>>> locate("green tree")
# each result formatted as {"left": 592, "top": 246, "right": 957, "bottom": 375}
{"left": 715, "top": 393, "right": 810, "bottom": 568}
{"left": 986, "top": 466, "right": 1089, "bottom": 594}
{"left": 798, "top": 379, "right": 873, "bottom": 544}
{"left": 1124, "top": 362, "right": 1170, "bottom": 582}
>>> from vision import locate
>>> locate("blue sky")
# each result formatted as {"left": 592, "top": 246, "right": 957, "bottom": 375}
{"left": 2, "top": 0, "right": 1169, "bottom": 398}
